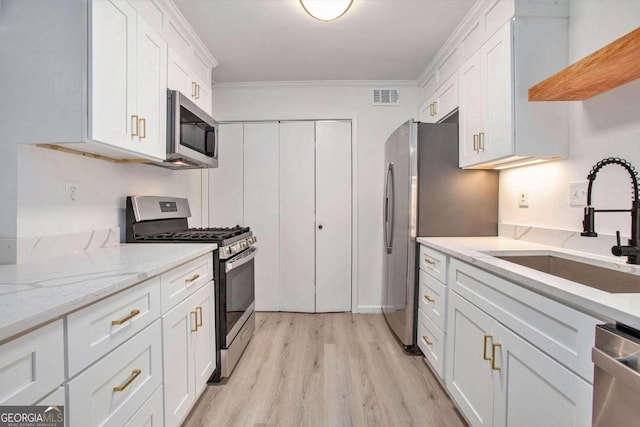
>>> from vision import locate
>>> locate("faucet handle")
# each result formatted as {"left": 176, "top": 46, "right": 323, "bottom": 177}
{"left": 616, "top": 230, "right": 621, "bottom": 247}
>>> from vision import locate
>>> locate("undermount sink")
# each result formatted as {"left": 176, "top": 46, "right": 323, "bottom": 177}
{"left": 494, "top": 255, "right": 640, "bottom": 294}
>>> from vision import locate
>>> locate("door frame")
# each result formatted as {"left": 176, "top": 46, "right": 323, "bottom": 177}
{"left": 213, "top": 115, "right": 359, "bottom": 313}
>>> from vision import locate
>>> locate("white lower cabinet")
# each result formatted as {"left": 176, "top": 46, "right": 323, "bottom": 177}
{"left": 125, "top": 386, "right": 164, "bottom": 427}
{"left": 162, "top": 282, "right": 215, "bottom": 427}
{"left": 0, "top": 320, "right": 65, "bottom": 405}
{"left": 67, "top": 320, "right": 163, "bottom": 427}
{"left": 446, "top": 290, "right": 592, "bottom": 427}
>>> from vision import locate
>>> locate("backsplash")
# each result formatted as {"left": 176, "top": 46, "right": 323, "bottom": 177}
{"left": 11, "top": 227, "right": 120, "bottom": 264}
{"left": 499, "top": 223, "right": 621, "bottom": 259}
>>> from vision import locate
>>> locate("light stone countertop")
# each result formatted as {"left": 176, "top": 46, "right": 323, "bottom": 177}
{"left": 0, "top": 243, "right": 217, "bottom": 343}
{"left": 417, "top": 236, "right": 640, "bottom": 330}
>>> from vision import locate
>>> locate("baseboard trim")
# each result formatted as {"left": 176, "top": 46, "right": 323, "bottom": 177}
{"left": 356, "top": 305, "right": 382, "bottom": 314}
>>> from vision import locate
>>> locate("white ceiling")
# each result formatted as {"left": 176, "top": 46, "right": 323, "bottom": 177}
{"left": 173, "top": 0, "right": 476, "bottom": 83}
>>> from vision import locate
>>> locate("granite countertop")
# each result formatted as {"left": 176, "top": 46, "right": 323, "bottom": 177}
{"left": 0, "top": 243, "right": 217, "bottom": 343}
{"left": 417, "top": 236, "right": 640, "bottom": 330}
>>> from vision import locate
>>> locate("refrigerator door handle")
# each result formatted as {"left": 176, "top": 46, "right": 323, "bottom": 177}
{"left": 387, "top": 163, "right": 396, "bottom": 254}
{"left": 384, "top": 163, "right": 391, "bottom": 251}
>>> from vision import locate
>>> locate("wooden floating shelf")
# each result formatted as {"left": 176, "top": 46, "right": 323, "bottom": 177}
{"left": 529, "top": 27, "right": 640, "bottom": 101}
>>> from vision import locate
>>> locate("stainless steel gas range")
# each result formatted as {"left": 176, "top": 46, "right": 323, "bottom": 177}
{"left": 126, "top": 196, "right": 256, "bottom": 381}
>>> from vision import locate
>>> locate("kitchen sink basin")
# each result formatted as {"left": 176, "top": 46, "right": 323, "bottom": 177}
{"left": 495, "top": 255, "right": 640, "bottom": 293}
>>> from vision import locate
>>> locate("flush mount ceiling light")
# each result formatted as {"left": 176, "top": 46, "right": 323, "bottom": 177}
{"left": 300, "top": 0, "right": 353, "bottom": 21}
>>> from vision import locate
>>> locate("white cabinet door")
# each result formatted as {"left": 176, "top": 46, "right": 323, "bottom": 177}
{"left": 195, "top": 80, "right": 212, "bottom": 116}
{"left": 167, "top": 48, "right": 193, "bottom": 99}
{"left": 434, "top": 73, "right": 459, "bottom": 122}
{"left": 244, "top": 122, "right": 280, "bottom": 311}
{"left": 493, "top": 322, "right": 592, "bottom": 427}
{"left": 279, "top": 121, "right": 316, "bottom": 313}
{"left": 192, "top": 283, "right": 216, "bottom": 395}
{"left": 162, "top": 296, "right": 197, "bottom": 427}
{"left": 315, "top": 121, "right": 352, "bottom": 312}
{"left": 89, "top": 0, "right": 137, "bottom": 150}
{"left": 481, "top": 21, "right": 513, "bottom": 164}
{"left": 446, "top": 291, "right": 496, "bottom": 427}
{"left": 209, "top": 123, "right": 245, "bottom": 226}
{"left": 458, "top": 49, "right": 484, "bottom": 167}
{"left": 135, "top": 16, "right": 166, "bottom": 160}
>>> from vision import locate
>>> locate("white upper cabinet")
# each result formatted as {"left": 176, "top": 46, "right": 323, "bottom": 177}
{"left": 2, "top": 0, "right": 216, "bottom": 163}
{"left": 418, "top": 0, "right": 569, "bottom": 169}
{"left": 168, "top": 48, "right": 213, "bottom": 116}
{"left": 90, "top": 1, "right": 167, "bottom": 160}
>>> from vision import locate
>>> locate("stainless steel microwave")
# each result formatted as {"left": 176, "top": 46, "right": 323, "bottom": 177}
{"left": 160, "top": 89, "right": 218, "bottom": 169}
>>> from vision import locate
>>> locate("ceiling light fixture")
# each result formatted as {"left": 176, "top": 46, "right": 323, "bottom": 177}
{"left": 300, "top": 0, "right": 353, "bottom": 21}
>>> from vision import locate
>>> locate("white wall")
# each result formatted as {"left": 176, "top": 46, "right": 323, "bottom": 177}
{"left": 210, "top": 82, "right": 421, "bottom": 311}
{"left": 16, "top": 144, "right": 205, "bottom": 241}
{"left": 500, "top": 0, "right": 640, "bottom": 239}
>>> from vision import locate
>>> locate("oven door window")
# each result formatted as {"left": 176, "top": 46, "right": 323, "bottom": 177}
{"left": 224, "top": 254, "right": 254, "bottom": 335}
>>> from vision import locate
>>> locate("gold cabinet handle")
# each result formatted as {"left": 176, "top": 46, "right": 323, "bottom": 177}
{"left": 191, "top": 310, "right": 198, "bottom": 332}
{"left": 491, "top": 343, "right": 502, "bottom": 370}
{"left": 139, "top": 118, "right": 146, "bottom": 139}
{"left": 433, "top": 100, "right": 437, "bottom": 115}
{"left": 113, "top": 369, "right": 142, "bottom": 392}
{"left": 192, "top": 81, "right": 197, "bottom": 98}
{"left": 112, "top": 309, "right": 141, "bottom": 326}
{"left": 483, "top": 334, "right": 492, "bottom": 361}
{"left": 479, "top": 132, "right": 485, "bottom": 151}
{"left": 131, "top": 115, "right": 139, "bottom": 137}
{"left": 185, "top": 273, "right": 200, "bottom": 284}
{"left": 424, "top": 294, "right": 435, "bottom": 303}
{"left": 196, "top": 306, "right": 203, "bottom": 328}
{"left": 422, "top": 335, "right": 433, "bottom": 346}
{"left": 473, "top": 134, "right": 478, "bottom": 152}
{"left": 429, "top": 102, "right": 434, "bottom": 116}
{"left": 196, "top": 83, "right": 200, "bottom": 99}
{"left": 424, "top": 257, "right": 436, "bottom": 265}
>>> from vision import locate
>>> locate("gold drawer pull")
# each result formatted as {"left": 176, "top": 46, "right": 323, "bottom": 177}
{"left": 191, "top": 311, "right": 198, "bottom": 332}
{"left": 473, "top": 134, "right": 478, "bottom": 152}
{"left": 192, "top": 81, "right": 197, "bottom": 98}
{"left": 433, "top": 100, "right": 437, "bottom": 115}
{"left": 422, "top": 335, "right": 433, "bottom": 346}
{"left": 185, "top": 273, "right": 200, "bottom": 284}
{"left": 479, "top": 132, "right": 485, "bottom": 151}
{"left": 196, "top": 83, "right": 200, "bottom": 99}
{"left": 111, "top": 309, "right": 140, "bottom": 326}
{"left": 491, "top": 343, "right": 502, "bottom": 370}
{"left": 483, "top": 334, "right": 492, "bottom": 361}
{"left": 139, "top": 118, "right": 146, "bottom": 139}
{"left": 113, "top": 369, "right": 141, "bottom": 392}
{"left": 196, "top": 306, "right": 203, "bottom": 328}
{"left": 424, "top": 294, "right": 435, "bottom": 303}
{"left": 424, "top": 257, "right": 436, "bottom": 265}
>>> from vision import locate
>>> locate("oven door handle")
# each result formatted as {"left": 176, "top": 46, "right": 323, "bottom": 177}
{"left": 225, "top": 246, "right": 258, "bottom": 273}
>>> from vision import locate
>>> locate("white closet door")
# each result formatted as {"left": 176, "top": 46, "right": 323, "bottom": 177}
{"left": 315, "top": 121, "right": 352, "bottom": 312}
{"left": 244, "top": 122, "right": 280, "bottom": 312}
{"left": 209, "top": 123, "right": 244, "bottom": 226}
{"left": 279, "top": 121, "right": 315, "bottom": 313}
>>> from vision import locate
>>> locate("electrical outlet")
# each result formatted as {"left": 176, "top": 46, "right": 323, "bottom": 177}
{"left": 518, "top": 190, "right": 529, "bottom": 208}
{"left": 569, "top": 180, "right": 588, "bottom": 207}
{"left": 65, "top": 182, "right": 78, "bottom": 205}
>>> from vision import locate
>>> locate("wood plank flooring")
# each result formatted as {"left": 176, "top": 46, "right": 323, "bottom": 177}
{"left": 183, "top": 312, "right": 466, "bottom": 427}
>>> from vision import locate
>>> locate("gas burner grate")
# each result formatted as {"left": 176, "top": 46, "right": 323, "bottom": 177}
{"left": 137, "top": 226, "right": 250, "bottom": 242}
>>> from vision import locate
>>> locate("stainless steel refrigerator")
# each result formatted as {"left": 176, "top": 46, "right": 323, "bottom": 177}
{"left": 382, "top": 116, "right": 498, "bottom": 350}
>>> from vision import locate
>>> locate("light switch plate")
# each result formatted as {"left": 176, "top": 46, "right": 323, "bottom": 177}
{"left": 518, "top": 190, "right": 529, "bottom": 208}
{"left": 569, "top": 180, "right": 588, "bottom": 207}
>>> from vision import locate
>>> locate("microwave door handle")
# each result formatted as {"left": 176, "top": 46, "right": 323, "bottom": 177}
{"left": 225, "top": 247, "right": 258, "bottom": 273}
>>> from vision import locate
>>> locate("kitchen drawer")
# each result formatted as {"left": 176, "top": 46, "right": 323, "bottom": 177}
{"left": 419, "top": 245, "right": 448, "bottom": 283}
{"left": 67, "top": 277, "right": 161, "bottom": 377}
{"left": 125, "top": 385, "right": 164, "bottom": 427}
{"left": 449, "top": 258, "right": 602, "bottom": 382}
{"left": 417, "top": 308, "right": 445, "bottom": 379}
{"left": 67, "top": 320, "right": 163, "bottom": 427}
{"left": 161, "top": 253, "right": 213, "bottom": 313}
{"left": 0, "top": 320, "right": 64, "bottom": 405}
{"left": 418, "top": 269, "right": 447, "bottom": 331}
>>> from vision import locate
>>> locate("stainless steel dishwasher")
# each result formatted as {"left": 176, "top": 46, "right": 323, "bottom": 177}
{"left": 592, "top": 323, "right": 640, "bottom": 426}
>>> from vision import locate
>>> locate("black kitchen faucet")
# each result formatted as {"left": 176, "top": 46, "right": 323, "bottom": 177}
{"left": 581, "top": 157, "right": 640, "bottom": 264}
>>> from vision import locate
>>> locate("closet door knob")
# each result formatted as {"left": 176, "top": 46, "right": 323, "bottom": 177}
{"left": 318, "top": 225, "right": 323, "bottom": 230}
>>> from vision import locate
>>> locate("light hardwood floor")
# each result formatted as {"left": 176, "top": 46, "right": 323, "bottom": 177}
{"left": 183, "top": 312, "right": 467, "bottom": 427}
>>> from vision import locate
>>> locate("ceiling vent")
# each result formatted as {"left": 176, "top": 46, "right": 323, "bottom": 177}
{"left": 373, "top": 88, "right": 400, "bottom": 106}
